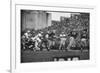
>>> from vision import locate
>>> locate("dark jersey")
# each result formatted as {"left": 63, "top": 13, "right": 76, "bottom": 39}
{"left": 49, "top": 32, "right": 55, "bottom": 38}
{"left": 70, "top": 32, "right": 78, "bottom": 39}
{"left": 81, "top": 33, "right": 87, "bottom": 39}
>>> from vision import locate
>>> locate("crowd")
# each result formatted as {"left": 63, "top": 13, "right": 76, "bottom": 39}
{"left": 21, "top": 28, "right": 89, "bottom": 52}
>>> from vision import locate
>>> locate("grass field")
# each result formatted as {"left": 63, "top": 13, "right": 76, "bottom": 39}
{"left": 21, "top": 50, "right": 89, "bottom": 63}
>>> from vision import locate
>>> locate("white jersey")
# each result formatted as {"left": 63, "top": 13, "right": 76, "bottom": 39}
{"left": 31, "top": 34, "right": 41, "bottom": 42}
{"left": 45, "top": 34, "right": 49, "bottom": 39}
{"left": 69, "top": 37, "right": 75, "bottom": 47}
{"left": 24, "top": 33, "right": 29, "bottom": 38}
{"left": 60, "top": 34, "right": 66, "bottom": 43}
